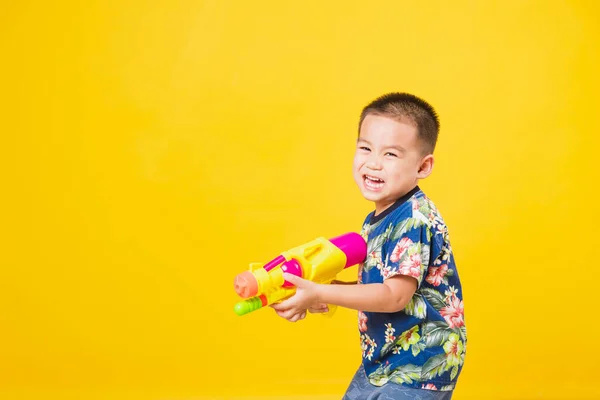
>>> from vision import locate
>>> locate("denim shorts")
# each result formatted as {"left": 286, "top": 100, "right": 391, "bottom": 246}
{"left": 342, "top": 364, "right": 454, "bottom": 400}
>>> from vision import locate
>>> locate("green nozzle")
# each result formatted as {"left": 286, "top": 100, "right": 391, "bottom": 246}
{"left": 234, "top": 297, "right": 263, "bottom": 316}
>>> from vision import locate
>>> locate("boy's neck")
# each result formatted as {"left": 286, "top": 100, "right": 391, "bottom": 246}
{"left": 371, "top": 185, "right": 420, "bottom": 223}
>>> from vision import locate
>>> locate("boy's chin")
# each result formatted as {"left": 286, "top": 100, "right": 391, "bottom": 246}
{"left": 361, "top": 190, "right": 385, "bottom": 202}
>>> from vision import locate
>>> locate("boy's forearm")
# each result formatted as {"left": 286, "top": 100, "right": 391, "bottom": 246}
{"left": 317, "top": 282, "right": 411, "bottom": 313}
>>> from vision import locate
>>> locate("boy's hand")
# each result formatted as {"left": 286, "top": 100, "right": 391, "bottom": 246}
{"left": 271, "top": 308, "right": 307, "bottom": 322}
{"left": 271, "top": 302, "right": 329, "bottom": 322}
{"left": 270, "top": 273, "right": 322, "bottom": 321}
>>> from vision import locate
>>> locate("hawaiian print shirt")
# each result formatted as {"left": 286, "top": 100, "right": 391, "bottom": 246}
{"left": 357, "top": 186, "right": 467, "bottom": 392}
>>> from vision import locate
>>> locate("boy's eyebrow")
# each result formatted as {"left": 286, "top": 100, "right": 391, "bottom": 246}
{"left": 357, "top": 138, "right": 406, "bottom": 153}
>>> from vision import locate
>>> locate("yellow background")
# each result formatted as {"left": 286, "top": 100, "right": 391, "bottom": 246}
{"left": 2, "top": 1, "right": 599, "bottom": 399}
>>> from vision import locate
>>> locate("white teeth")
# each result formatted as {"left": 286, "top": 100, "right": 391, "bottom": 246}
{"left": 364, "top": 175, "right": 384, "bottom": 190}
{"left": 365, "top": 175, "right": 383, "bottom": 183}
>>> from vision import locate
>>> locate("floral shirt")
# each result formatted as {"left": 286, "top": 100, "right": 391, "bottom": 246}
{"left": 357, "top": 186, "right": 466, "bottom": 392}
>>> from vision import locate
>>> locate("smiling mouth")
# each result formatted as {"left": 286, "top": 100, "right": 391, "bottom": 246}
{"left": 363, "top": 175, "right": 385, "bottom": 190}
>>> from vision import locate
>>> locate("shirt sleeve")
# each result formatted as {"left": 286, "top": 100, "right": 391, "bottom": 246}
{"left": 383, "top": 219, "right": 432, "bottom": 288}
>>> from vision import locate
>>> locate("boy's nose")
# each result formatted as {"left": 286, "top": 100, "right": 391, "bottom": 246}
{"left": 366, "top": 157, "right": 382, "bottom": 170}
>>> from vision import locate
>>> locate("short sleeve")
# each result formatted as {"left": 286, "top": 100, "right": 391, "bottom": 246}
{"left": 383, "top": 219, "right": 432, "bottom": 288}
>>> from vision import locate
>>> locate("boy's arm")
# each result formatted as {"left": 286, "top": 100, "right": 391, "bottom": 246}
{"left": 272, "top": 273, "right": 417, "bottom": 320}
{"left": 273, "top": 219, "right": 432, "bottom": 321}
{"left": 319, "top": 276, "right": 417, "bottom": 313}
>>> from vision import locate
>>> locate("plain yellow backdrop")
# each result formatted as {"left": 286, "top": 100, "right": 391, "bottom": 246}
{"left": 1, "top": 1, "right": 599, "bottom": 399}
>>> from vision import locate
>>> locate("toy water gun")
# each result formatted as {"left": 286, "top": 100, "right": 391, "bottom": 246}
{"left": 233, "top": 232, "right": 367, "bottom": 316}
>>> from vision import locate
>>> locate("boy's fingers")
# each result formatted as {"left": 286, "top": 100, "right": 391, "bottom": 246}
{"left": 308, "top": 303, "right": 329, "bottom": 313}
{"left": 276, "top": 308, "right": 306, "bottom": 320}
{"left": 272, "top": 300, "right": 297, "bottom": 311}
{"left": 282, "top": 273, "right": 305, "bottom": 287}
{"left": 278, "top": 309, "right": 294, "bottom": 320}
{"left": 276, "top": 298, "right": 298, "bottom": 311}
{"left": 287, "top": 312, "right": 300, "bottom": 322}
{"left": 288, "top": 311, "right": 307, "bottom": 323}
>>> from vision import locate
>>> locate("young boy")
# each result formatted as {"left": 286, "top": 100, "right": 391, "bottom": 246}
{"left": 271, "top": 92, "right": 466, "bottom": 399}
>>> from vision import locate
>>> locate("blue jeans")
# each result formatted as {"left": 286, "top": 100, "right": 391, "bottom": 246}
{"left": 342, "top": 364, "right": 453, "bottom": 400}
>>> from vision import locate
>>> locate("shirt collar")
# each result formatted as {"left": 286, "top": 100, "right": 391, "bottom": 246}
{"left": 369, "top": 185, "right": 421, "bottom": 225}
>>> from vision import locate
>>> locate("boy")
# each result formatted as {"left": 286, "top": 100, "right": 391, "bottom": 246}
{"left": 272, "top": 93, "right": 466, "bottom": 399}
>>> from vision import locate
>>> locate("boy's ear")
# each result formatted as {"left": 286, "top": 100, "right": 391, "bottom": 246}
{"left": 417, "top": 154, "right": 434, "bottom": 179}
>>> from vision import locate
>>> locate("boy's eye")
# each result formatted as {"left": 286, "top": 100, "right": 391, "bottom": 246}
{"left": 359, "top": 146, "right": 370, "bottom": 151}
{"left": 385, "top": 152, "right": 398, "bottom": 157}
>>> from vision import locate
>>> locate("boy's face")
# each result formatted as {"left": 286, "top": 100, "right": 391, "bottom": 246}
{"left": 353, "top": 114, "right": 434, "bottom": 215}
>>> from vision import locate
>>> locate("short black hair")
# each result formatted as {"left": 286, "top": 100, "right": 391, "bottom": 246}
{"left": 359, "top": 92, "right": 440, "bottom": 154}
